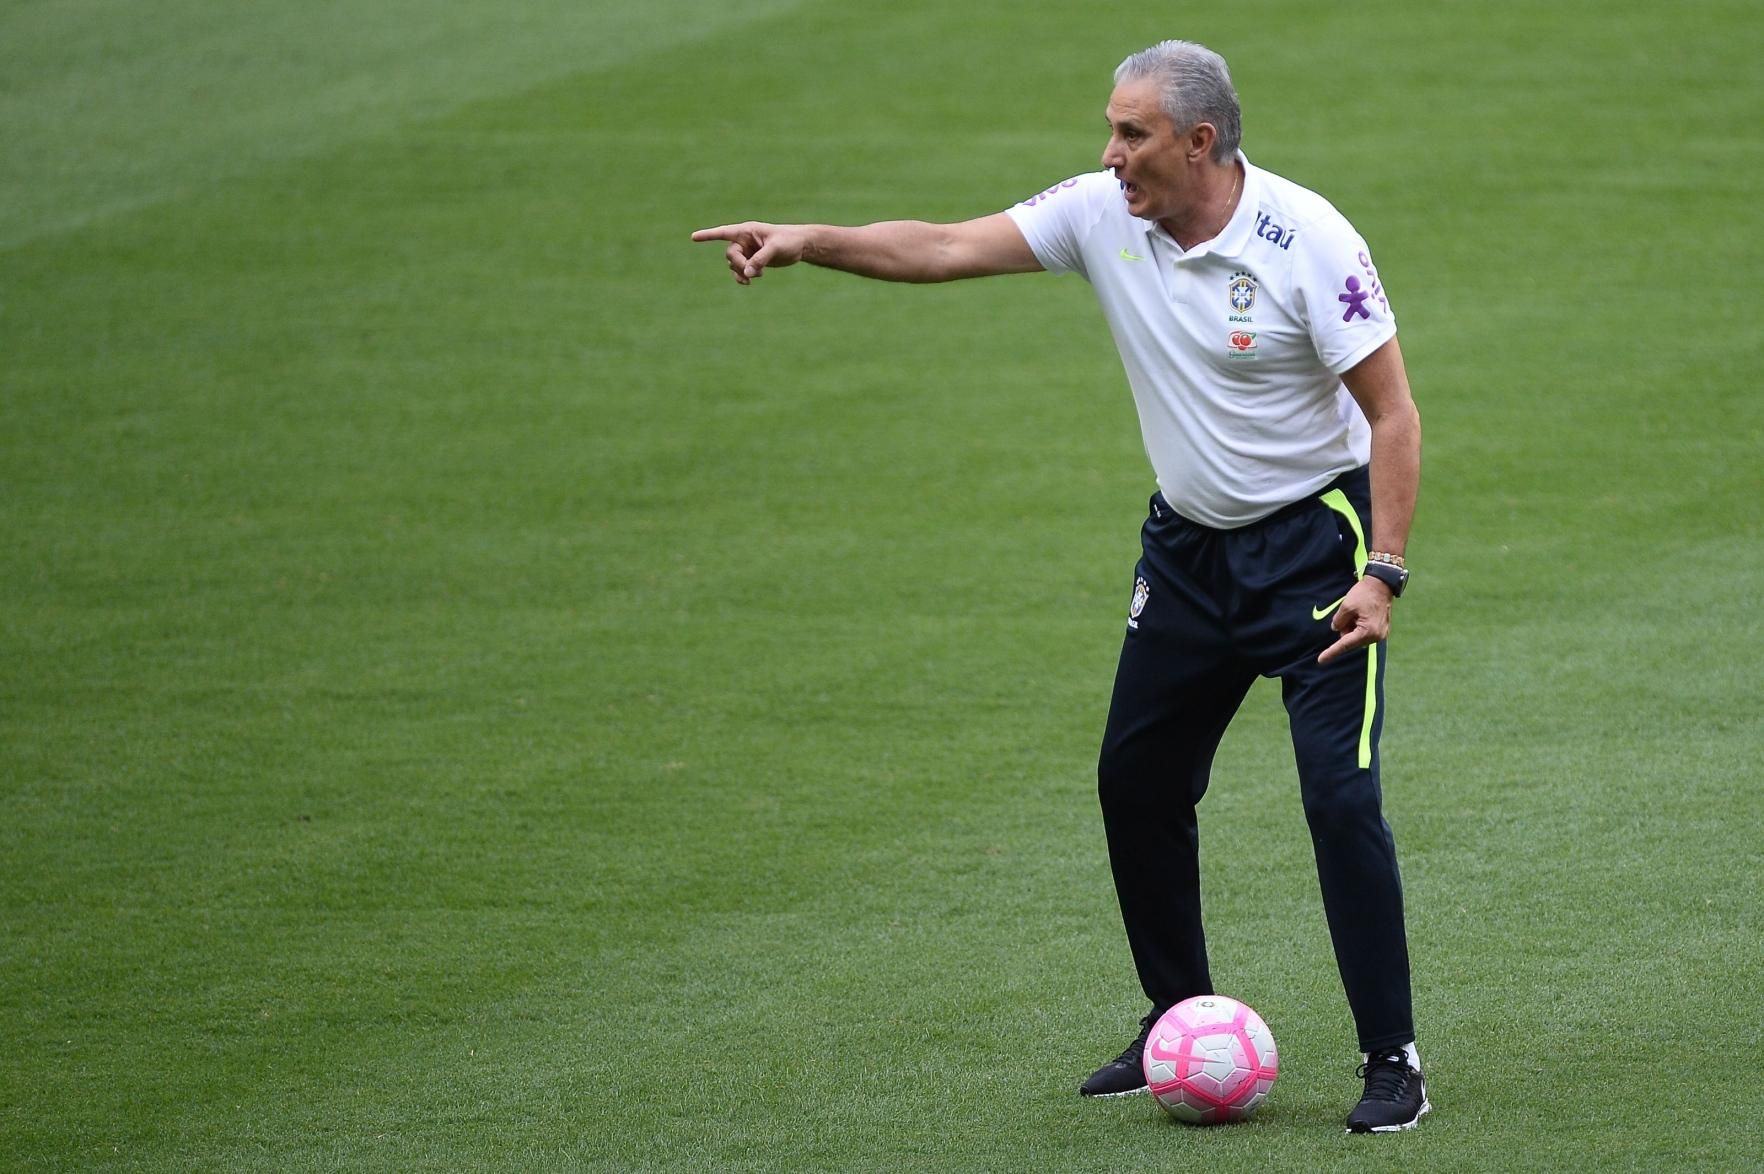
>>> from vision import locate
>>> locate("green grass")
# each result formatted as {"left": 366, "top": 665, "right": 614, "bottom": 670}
{"left": 4, "top": 0, "right": 1762, "bottom": 1168}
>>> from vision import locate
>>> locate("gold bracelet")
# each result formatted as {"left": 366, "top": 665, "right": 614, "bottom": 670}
{"left": 1367, "top": 550, "right": 1406, "bottom": 569}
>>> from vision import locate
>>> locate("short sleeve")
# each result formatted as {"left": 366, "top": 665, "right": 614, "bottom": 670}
{"left": 1292, "top": 216, "right": 1397, "bottom": 375}
{"left": 1003, "top": 175, "right": 1096, "bottom": 279}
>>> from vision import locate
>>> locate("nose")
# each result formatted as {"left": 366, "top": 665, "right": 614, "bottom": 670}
{"left": 1101, "top": 134, "right": 1122, "bottom": 170}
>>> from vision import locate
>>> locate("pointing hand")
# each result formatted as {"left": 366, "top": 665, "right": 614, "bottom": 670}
{"left": 1317, "top": 576, "right": 1394, "bottom": 665}
{"left": 690, "top": 222, "right": 808, "bottom": 285}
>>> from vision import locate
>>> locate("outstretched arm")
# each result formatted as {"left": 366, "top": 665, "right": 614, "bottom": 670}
{"left": 690, "top": 213, "right": 1041, "bottom": 285}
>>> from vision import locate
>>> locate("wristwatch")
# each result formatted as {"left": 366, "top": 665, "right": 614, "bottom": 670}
{"left": 1362, "top": 561, "right": 1409, "bottom": 597}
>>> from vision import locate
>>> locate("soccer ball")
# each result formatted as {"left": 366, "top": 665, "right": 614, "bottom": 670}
{"left": 1141, "top": 995, "right": 1279, "bottom": 1125}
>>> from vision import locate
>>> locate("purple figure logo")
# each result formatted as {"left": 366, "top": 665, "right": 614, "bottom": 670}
{"left": 1338, "top": 276, "right": 1372, "bottom": 322}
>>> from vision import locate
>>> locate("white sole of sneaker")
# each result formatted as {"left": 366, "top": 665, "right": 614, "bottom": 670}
{"left": 1347, "top": 1097, "right": 1431, "bottom": 1133}
{"left": 1083, "top": 1086, "right": 1149, "bottom": 1099}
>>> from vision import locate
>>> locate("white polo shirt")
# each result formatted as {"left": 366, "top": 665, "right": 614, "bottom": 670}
{"left": 1004, "top": 152, "right": 1396, "bottom": 528}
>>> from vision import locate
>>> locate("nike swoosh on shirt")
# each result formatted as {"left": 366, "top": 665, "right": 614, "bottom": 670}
{"left": 1312, "top": 595, "right": 1347, "bottom": 620}
{"left": 1119, "top": 248, "right": 1145, "bottom": 262}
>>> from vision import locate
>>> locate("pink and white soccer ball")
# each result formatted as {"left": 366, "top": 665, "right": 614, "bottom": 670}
{"left": 1141, "top": 995, "right": 1279, "bottom": 1124}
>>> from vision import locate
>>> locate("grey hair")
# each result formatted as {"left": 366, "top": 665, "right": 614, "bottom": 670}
{"left": 1114, "top": 40, "right": 1242, "bottom": 162}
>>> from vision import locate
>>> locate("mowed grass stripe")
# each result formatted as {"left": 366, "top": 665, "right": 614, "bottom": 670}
{"left": 0, "top": 0, "right": 809, "bottom": 248}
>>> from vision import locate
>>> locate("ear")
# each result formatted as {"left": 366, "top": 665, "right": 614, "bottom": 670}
{"left": 1185, "top": 122, "right": 1218, "bottom": 163}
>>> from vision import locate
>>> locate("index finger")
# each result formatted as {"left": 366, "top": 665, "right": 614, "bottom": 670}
{"left": 1316, "top": 628, "right": 1370, "bottom": 665}
{"left": 691, "top": 224, "right": 748, "bottom": 243}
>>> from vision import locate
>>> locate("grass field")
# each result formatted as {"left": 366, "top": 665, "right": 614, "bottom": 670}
{"left": 3, "top": 0, "right": 1762, "bottom": 1168}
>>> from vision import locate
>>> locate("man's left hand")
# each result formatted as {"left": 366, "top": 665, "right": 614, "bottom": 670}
{"left": 1318, "top": 577, "right": 1394, "bottom": 664}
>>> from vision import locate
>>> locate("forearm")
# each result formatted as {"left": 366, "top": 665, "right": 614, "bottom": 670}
{"left": 1338, "top": 337, "right": 1421, "bottom": 558}
{"left": 801, "top": 221, "right": 966, "bottom": 283}
{"left": 1366, "top": 403, "right": 1421, "bottom": 557}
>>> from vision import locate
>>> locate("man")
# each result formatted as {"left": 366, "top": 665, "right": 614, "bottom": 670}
{"left": 692, "top": 40, "right": 1428, "bottom": 1133}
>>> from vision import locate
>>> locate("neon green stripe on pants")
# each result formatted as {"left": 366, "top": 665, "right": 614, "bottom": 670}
{"left": 1319, "top": 488, "right": 1377, "bottom": 769}
{"left": 1319, "top": 489, "right": 1368, "bottom": 574}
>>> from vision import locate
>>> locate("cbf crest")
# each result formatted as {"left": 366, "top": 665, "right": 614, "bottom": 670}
{"left": 1228, "top": 271, "right": 1258, "bottom": 317}
{"left": 1128, "top": 576, "right": 1150, "bottom": 630}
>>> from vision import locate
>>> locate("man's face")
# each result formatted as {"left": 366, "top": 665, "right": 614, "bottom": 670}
{"left": 1101, "top": 77, "right": 1196, "bottom": 224}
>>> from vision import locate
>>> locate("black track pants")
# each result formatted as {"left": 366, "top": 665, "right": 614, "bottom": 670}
{"left": 1097, "top": 466, "right": 1415, "bottom": 1052}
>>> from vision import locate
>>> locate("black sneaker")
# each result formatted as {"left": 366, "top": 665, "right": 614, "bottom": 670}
{"left": 1078, "top": 1013, "right": 1156, "bottom": 1097}
{"left": 1345, "top": 1049, "right": 1430, "bottom": 1132}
